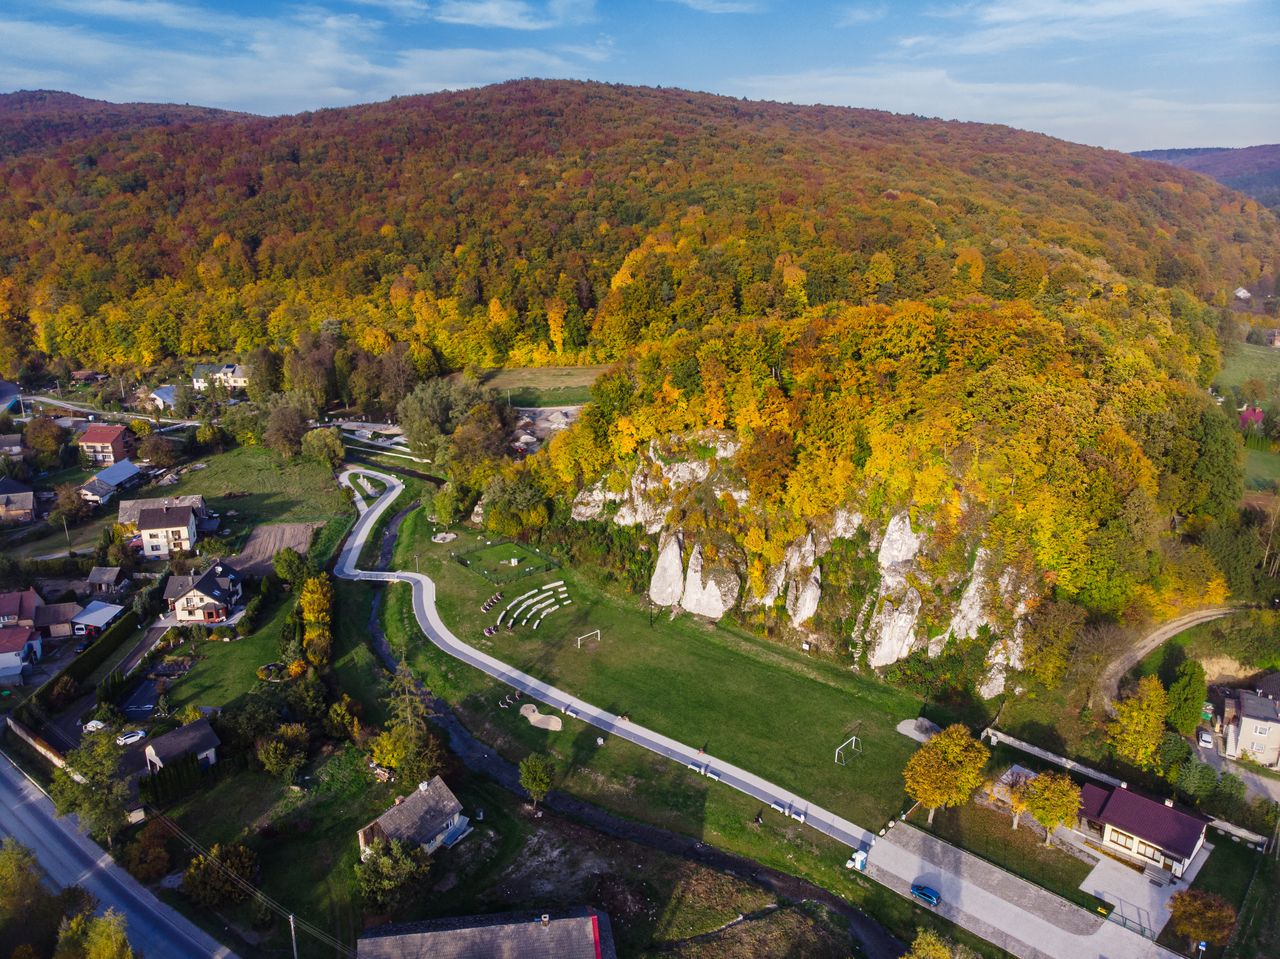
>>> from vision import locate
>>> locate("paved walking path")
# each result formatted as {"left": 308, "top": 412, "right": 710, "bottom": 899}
{"left": 335, "top": 468, "right": 1183, "bottom": 959}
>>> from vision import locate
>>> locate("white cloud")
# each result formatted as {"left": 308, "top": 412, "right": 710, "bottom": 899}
{"left": 432, "top": 0, "right": 595, "bottom": 30}
{"left": 837, "top": 4, "right": 886, "bottom": 27}
{"left": 727, "top": 64, "right": 1280, "bottom": 150}
{"left": 662, "top": 0, "right": 763, "bottom": 13}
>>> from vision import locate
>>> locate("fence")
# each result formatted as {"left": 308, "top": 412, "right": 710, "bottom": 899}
{"left": 453, "top": 539, "right": 561, "bottom": 585}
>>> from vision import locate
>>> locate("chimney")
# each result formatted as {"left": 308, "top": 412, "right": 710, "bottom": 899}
{"left": 1164, "top": 799, "right": 1174, "bottom": 808}
{"left": 418, "top": 781, "right": 430, "bottom": 792}
{"left": 540, "top": 914, "right": 550, "bottom": 928}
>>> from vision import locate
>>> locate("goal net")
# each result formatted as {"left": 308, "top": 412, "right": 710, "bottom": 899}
{"left": 576, "top": 629, "right": 601, "bottom": 649}
{"left": 835, "top": 735, "right": 863, "bottom": 766}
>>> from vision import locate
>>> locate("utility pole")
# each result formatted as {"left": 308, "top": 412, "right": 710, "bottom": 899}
{"left": 289, "top": 914, "right": 298, "bottom": 959}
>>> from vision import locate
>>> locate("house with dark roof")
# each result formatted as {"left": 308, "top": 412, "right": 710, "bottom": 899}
{"left": 77, "top": 423, "right": 134, "bottom": 465}
{"left": 1077, "top": 783, "right": 1208, "bottom": 878}
{"left": 357, "top": 907, "right": 616, "bottom": 959}
{"left": 78, "top": 459, "right": 142, "bottom": 506}
{"left": 357, "top": 776, "right": 471, "bottom": 858}
{"left": 0, "top": 477, "right": 34, "bottom": 524}
{"left": 0, "top": 626, "right": 41, "bottom": 682}
{"left": 117, "top": 495, "right": 207, "bottom": 529}
{"left": 33, "top": 602, "right": 83, "bottom": 640}
{"left": 0, "top": 588, "right": 43, "bottom": 628}
{"left": 144, "top": 718, "right": 221, "bottom": 773}
{"left": 87, "top": 566, "right": 130, "bottom": 598}
{"left": 137, "top": 504, "right": 197, "bottom": 559}
{"left": 1223, "top": 689, "right": 1280, "bottom": 768}
{"left": 163, "top": 561, "right": 242, "bottom": 624}
{"left": 192, "top": 363, "right": 248, "bottom": 392}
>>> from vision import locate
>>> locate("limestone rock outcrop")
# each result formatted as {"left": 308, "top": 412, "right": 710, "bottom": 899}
{"left": 680, "top": 544, "right": 740, "bottom": 619}
{"left": 649, "top": 530, "right": 685, "bottom": 607}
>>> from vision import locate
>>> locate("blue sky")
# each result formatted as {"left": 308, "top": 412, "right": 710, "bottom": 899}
{"left": 2, "top": 0, "right": 1277, "bottom": 151}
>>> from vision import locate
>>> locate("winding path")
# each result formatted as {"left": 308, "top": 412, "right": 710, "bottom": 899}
{"left": 335, "top": 467, "right": 1181, "bottom": 959}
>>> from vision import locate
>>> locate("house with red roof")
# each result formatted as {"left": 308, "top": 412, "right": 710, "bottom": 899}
{"left": 0, "top": 626, "right": 42, "bottom": 682}
{"left": 1077, "top": 782, "right": 1208, "bottom": 878}
{"left": 0, "top": 588, "right": 44, "bottom": 629}
{"left": 77, "top": 423, "right": 134, "bottom": 466}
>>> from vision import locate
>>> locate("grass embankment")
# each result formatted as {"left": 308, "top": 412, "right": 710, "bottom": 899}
{"left": 1215, "top": 343, "right": 1280, "bottom": 392}
{"left": 377, "top": 510, "right": 1004, "bottom": 957}
{"left": 475, "top": 365, "right": 608, "bottom": 407}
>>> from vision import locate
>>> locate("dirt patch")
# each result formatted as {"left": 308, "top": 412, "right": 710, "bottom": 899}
{"left": 233, "top": 522, "right": 323, "bottom": 576}
{"left": 1200, "top": 654, "right": 1254, "bottom": 683}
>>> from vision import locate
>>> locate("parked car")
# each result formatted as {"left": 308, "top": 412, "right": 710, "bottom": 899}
{"left": 82, "top": 719, "right": 105, "bottom": 734}
{"left": 74, "top": 641, "right": 90, "bottom": 654}
{"left": 1198, "top": 728, "right": 1214, "bottom": 749}
{"left": 115, "top": 730, "right": 146, "bottom": 747}
{"left": 910, "top": 884, "right": 941, "bottom": 908}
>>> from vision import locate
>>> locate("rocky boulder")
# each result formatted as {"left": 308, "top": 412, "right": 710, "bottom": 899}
{"left": 649, "top": 530, "right": 685, "bottom": 607}
{"left": 680, "top": 544, "right": 740, "bottom": 619}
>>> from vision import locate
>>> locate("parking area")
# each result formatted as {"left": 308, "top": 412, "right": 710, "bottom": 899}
{"left": 1075, "top": 839, "right": 1211, "bottom": 937}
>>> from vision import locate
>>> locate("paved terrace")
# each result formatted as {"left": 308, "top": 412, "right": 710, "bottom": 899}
{"left": 336, "top": 468, "right": 1183, "bottom": 959}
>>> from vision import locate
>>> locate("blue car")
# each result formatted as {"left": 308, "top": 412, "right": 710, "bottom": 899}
{"left": 910, "top": 884, "right": 941, "bottom": 907}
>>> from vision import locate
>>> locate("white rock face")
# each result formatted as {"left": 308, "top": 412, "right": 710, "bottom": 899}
{"left": 570, "top": 479, "right": 625, "bottom": 522}
{"left": 613, "top": 469, "right": 670, "bottom": 533}
{"left": 940, "top": 548, "right": 990, "bottom": 656}
{"left": 829, "top": 508, "right": 862, "bottom": 541}
{"left": 866, "top": 588, "right": 923, "bottom": 668}
{"left": 878, "top": 512, "right": 922, "bottom": 574}
{"left": 680, "top": 544, "right": 740, "bottom": 619}
{"left": 661, "top": 458, "right": 711, "bottom": 487}
{"left": 649, "top": 530, "right": 685, "bottom": 607}
{"left": 786, "top": 567, "right": 822, "bottom": 626}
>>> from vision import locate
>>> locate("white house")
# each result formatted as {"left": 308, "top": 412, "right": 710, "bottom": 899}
{"left": 192, "top": 363, "right": 249, "bottom": 392}
{"left": 149, "top": 386, "right": 177, "bottom": 411}
{"left": 78, "top": 460, "right": 143, "bottom": 506}
{"left": 163, "top": 561, "right": 242, "bottom": 623}
{"left": 357, "top": 776, "right": 471, "bottom": 858}
{"left": 137, "top": 504, "right": 197, "bottom": 559}
{"left": 0, "top": 626, "right": 41, "bottom": 682}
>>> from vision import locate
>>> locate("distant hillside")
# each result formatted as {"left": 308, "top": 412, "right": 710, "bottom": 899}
{"left": 1134, "top": 143, "right": 1280, "bottom": 210}
{"left": 0, "top": 90, "right": 240, "bottom": 158}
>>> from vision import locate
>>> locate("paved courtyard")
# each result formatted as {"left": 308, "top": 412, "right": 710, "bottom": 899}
{"left": 1072, "top": 832, "right": 1211, "bottom": 938}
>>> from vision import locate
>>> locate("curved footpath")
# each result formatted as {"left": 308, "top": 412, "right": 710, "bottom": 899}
{"left": 0, "top": 751, "right": 236, "bottom": 959}
{"left": 336, "top": 468, "right": 1181, "bottom": 959}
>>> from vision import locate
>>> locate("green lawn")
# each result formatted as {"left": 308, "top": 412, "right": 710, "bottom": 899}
{"left": 1228, "top": 850, "right": 1280, "bottom": 959}
{"left": 1156, "top": 832, "right": 1263, "bottom": 958}
{"left": 454, "top": 539, "right": 558, "bottom": 584}
{"left": 909, "top": 803, "right": 1098, "bottom": 910}
{"left": 166, "top": 597, "right": 292, "bottom": 713}
{"left": 474, "top": 365, "right": 609, "bottom": 407}
{"left": 390, "top": 509, "right": 920, "bottom": 832}
{"left": 1245, "top": 448, "right": 1280, "bottom": 490}
{"left": 1215, "top": 343, "right": 1280, "bottom": 392}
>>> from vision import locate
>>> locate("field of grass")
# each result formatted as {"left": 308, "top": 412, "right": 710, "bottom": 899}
{"left": 1228, "top": 850, "right": 1280, "bottom": 959}
{"left": 909, "top": 803, "right": 1097, "bottom": 910}
{"left": 453, "top": 539, "right": 560, "bottom": 584}
{"left": 166, "top": 596, "right": 292, "bottom": 713}
{"left": 1216, "top": 343, "right": 1280, "bottom": 392}
{"left": 1155, "top": 833, "right": 1264, "bottom": 958}
{"left": 391, "top": 510, "right": 920, "bottom": 831}
{"left": 1245, "top": 447, "right": 1280, "bottom": 490}
{"left": 475, "top": 365, "right": 609, "bottom": 407}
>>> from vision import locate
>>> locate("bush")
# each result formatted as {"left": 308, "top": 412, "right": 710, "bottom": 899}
{"left": 182, "top": 843, "right": 257, "bottom": 908}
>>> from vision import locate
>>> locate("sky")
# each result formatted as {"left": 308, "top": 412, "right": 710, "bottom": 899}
{"left": 1, "top": 0, "right": 1277, "bottom": 152}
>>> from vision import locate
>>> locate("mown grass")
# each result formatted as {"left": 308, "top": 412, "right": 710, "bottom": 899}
{"left": 474, "top": 364, "right": 609, "bottom": 407}
{"left": 166, "top": 596, "right": 292, "bottom": 712}
{"left": 1155, "top": 833, "right": 1264, "bottom": 958}
{"left": 1215, "top": 343, "right": 1280, "bottom": 392}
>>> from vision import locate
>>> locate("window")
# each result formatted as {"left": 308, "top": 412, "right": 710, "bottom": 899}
{"left": 1110, "top": 830, "right": 1133, "bottom": 849}
{"left": 1255, "top": 725, "right": 1270, "bottom": 737}
{"left": 1250, "top": 742, "right": 1265, "bottom": 753}
{"left": 1136, "top": 841, "right": 1162, "bottom": 862}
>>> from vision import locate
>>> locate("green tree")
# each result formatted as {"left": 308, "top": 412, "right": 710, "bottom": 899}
{"left": 51, "top": 482, "right": 90, "bottom": 526}
{"left": 182, "top": 843, "right": 257, "bottom": 908}
{"left": 263, "top": 395, "right": 310, "bottom": 458}
{"left": 374, "top": 662, "right": 441, "bottom": 783}
{"left": 51, "top": 732, "right": 129, "bottom": 849}
{"left": 137, "top": 432, "right": 178, "bottom": 468}
{"left": 256, "top": 735, "right": 305, "bottom": 783}
{"left": 25, "top": 416, "right": 66, "bottom": 469}
{"left": 54, "top": 908, "right": 135, "bottom": 959}
{"left": 1020, "top": 601, "right": 1085, "bottom": 689}
{"left": 1107, "top": 676, "right": 1168, "bottom": 769}
{"left": 301, "top": 426, "right": 345, "bottom": 469}
{"left": 353, "top": 838, "right": 429, "bottom": 913}
{"left": 903, "top": 725, "right": 989, "bottom": 825}
{"left": 1175, "top": 759, "right": 1218, "bottom": 801}
{"left": 519, "top": 753, "right": 554, "bottom": 809}
{"left": 272, "top": 546, "right": 310, "bottom": 587}
{"left": 1168, "top": 889, "right": 1236, "bottom": 950}
{"left": 1166, "top": 660, "right": 1207, "bottom": 737}
{"left": 1023, "top": 772, "right": 1081, "bottom": 845}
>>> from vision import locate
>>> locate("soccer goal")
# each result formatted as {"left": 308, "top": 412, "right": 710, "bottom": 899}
{"left": 835, "top": 735, "right": 863, "bottom": 766}
{"left": 576, "top": 629, "right": 601, "bottom": 649}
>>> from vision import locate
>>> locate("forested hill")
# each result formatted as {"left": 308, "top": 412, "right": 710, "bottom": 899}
{"left": 0, "top": 79, "right": 1275, "bottom": 373}
{"left": 1133, "top": 143, "right": 1280, "bottom": 211}
{"left": 0, "top": 90, "right": 239, "bottom": 160}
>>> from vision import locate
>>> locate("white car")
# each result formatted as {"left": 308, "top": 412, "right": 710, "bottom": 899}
{"left": 82, "top": 719, "right": 106, "bottom": 734}
{"left": 1198, "top": 729, "right": 1214, "bottom": 749}
{"left": 115, "top": 730, "right": 146, "bottom": 747}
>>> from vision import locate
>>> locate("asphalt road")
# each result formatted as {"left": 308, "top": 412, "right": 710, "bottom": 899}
{"left": 0, "top": 748, "right": 236, "bottom": 958}
{"left": 336, "top": 468, "right": 1183, "bottom": 959}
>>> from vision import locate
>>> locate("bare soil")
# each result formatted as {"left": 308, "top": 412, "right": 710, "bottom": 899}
{"left": 232, "top": 522, "right": 323, "bottom": 576}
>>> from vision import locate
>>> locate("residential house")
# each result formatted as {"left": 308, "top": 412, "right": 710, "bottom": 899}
{"left": 148, "top": 386, "right": 176, "bottom": 412}
{"left": 70, "top": 370, "right": 106, "bottom": 384}
{"left": 0, "top": 477, "right": 34, "bottom": 524}
{"left": 357, "top": 776, "right": 471, "bottom": 859}
{"left": 71, "top": 601, "right": 125, "bottom": 638}
{"left": 78, "top": 460, "right": 142, "bottom": 506}
{"left": 77, "top": 424, "right": 134, "bottom": 465}
{"left": 86, "top": 566, "right": 130, "bottom": 599}
{"left": 144, "top": 718, "right": 221, "bottom": 773}
{"left": 33, "top": 602, "right": 83, "bottom": 640}
{"left": 137, "top": 504, "right": 197, "bottom": 559}
{"left": 163, "top": 561, "right": 242, "bottom": 624}
{"left": 0, "top": 433, "right": 22, "bottom": 457}
{"left": 0, "top": 588, "right": 43, "bottom": 628}
{"left": 0, "top": 627, "right": 42, "bottom": 683}
{"left": 118, "top": 495, "right": 208, "bottom": 530}
{"left": 1223, "top": 689, "right": 1280, "bottom": 768}
{"left": 192, "top": 363, "right": 249, "bottom": 392}
{"left": 1077, "top": 783, "right": 1208, "bottom": 878}
{"left": 357, "top": 908, "right": 617, "bottom": 959}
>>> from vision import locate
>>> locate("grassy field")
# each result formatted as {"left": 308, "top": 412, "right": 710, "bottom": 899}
{"left": 475, "top": 365, "right": 609, "bottom": 407}
{"left": 1155, "top": 833, "right": 1264, "bottom": 958}
{"left": 909, "top": 802, "right": 1097, "bottom": 910}
{"left": 391, "top": 510, "right": 920, "bottom": 831}
{"left": 166, "top": 596, "right": 292, "bottom": 713}
{"left": 1245, "top": 448, "right": 1280, "bottom": 490}
{"left": 1228, "top": 849, "right": 1280, "bottom": 959}
{"left": 453, "top": 539, "right": 560, "bottom": 585}
{"left": 1216, "top": 343, "right": 1280, "bottom": 392}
